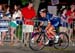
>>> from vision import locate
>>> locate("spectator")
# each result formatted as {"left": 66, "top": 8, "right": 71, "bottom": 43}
{"left": 0, "top": 4, "right": 4, "bottom": 19}
{"left": 59, "top": 8, "right": 68, "bottom": 32}
{"left": 66, "top": 4, "right": 75, "bottom": 25}
{"left": 3, "top": 4, "right": 11, "bottom": 19}
{"left": 21, "top": 1, "right": 36, "bottom": 46}
{"left": 37, "top": 0, "right": 47, "bottom": 17}
{"left": 66, "top": 4, "right": 75, "bottom": 40}
{"left": 0, "top": 4, "right": 11, "bottom": 46}
{"left": 9, "top": 4, "right": 22, "bottom": 46}
{"left": 0, "top": 4, "right": 4, "bottom": 46}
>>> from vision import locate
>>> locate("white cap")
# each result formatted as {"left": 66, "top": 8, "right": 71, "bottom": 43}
{"left": 39, "top": 8, "right": 46, "bottom": 13}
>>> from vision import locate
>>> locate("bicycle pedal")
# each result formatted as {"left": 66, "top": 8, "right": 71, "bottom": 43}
{"left": 48, "top": 40, "right": 54, "bottom": 46}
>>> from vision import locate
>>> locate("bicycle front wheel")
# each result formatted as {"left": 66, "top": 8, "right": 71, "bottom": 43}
{"left": 29, "top": 32, "right": 45, "bottom": 51}
{"left": 54, "top": 32, "right": 69, "bottom": 49}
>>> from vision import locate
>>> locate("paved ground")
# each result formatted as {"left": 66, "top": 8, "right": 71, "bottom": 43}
{"left": 0, "top": 46, "right": 75, "bottom": 53}
{"left": 0, "top": 42, "right": 75, "bottom": 53}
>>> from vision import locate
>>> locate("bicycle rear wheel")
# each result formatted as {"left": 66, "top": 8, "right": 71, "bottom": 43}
{"left": 54, "top": 32, "right": 69, "bottom": 49}
{"left": 29, "top": 32, "right": 45, "bottom": 51}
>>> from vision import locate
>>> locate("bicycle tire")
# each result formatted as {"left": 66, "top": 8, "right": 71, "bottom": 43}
{"left": 29, "top": 32, "right": 45, "bottom": 51}
{"left": 54, "top": 32, "right": 69, "bottom": 49}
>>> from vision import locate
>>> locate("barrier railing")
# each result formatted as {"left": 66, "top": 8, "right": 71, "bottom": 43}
{"left": 0, "top": 19, "right": 74, "bottom": 46}
{"left": 0, "top": 19, "right": 23, "bottom": 43}
{"left": 60, "top": 19, "right": 75, "bottom": 46}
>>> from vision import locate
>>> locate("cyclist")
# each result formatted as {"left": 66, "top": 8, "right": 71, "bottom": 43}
{"left": 38, "top": 9, "right": 60, "bottom": 45}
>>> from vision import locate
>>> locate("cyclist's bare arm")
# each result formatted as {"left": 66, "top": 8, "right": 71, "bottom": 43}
{"left": 45, "top": 21, "right": 51, "bottom": 31}
{"left": 39, "top": 21, "right": 44, "bottom": 26}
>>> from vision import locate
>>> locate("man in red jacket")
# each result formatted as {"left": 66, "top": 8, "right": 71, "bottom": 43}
{"left": 21, "top": 1, "right": 36, "bottom": 46}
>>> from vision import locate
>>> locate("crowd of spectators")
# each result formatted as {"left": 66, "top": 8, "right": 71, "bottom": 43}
{"left": 0, "top": 0, "right": 75, "bottom": 46}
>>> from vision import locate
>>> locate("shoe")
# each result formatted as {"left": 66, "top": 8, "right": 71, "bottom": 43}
{"left": 54, "top": 35, "right": 59, "bottom": 43}
{"left": 0, "top": 43, "right": 4, "bottom": 46}
{"left": 31, "top": 38, "right": 35, "bottom": 43}
{"left": 24, "top": 43, "right": 27, "bottom": 47}
{"left": 44, "top": 40, "right": 49, "bottom": 45}
{"left": 45, "top": 40, "right": 54, "bottom": 46}
{"left": 24, "top": 41, "right": 29, "bottom": 47}
{"left": 0, "top": 42, "right": 4, "bottom": 46}
{"left": 14, "top": 39, "right": 19, "bottom": 44}
{"left": 9, "top": 42, "right": 14, "bottom": 46}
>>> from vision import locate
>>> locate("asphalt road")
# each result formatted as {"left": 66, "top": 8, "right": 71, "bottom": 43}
{"left": 0, "top": 44, "right": 75, "bottom": 53}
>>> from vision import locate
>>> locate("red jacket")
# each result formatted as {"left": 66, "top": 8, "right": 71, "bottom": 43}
{"left": 21, "top": 7, "right": 36, "bottom": 25}
{"left": 66, "top": 10, "right": 75, "bottom": 24}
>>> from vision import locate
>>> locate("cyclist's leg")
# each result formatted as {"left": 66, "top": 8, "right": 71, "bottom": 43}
{"left": 46, "top": 26, "right": 56, "bottom": 39}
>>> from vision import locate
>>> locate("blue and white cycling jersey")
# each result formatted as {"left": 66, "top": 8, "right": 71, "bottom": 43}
{"left": 46, "top": 13, "right": 61, "bottom": 29}
{"left": 38, "top": 12, "right": 61, "bottom": 29}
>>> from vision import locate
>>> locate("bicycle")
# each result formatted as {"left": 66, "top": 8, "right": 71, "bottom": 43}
{"left": 29, "top": 27, "right": 69, "bottom": 51}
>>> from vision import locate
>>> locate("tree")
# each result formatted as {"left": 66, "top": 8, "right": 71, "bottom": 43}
{"left": 21, "top": 0, "right": 29, "bottom": 6}
{"left": 33, "top": 0, "right": 40, "bottom": 13}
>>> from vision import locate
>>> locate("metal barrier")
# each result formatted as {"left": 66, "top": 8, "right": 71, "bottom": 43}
{"left": 60, "top": 19, "right": 75, "bottom": 46}
{"left": 0, "top": 19, "right": 10, "bottom": 42}
{"left": 0, "top": 19, "right": 41, "bottom": 46}
{"left": 0, "top": 19, "right": 74, "bottom": 46}
{"left": 69, "top": 19, "right": 75, "bottom": 46}
{"left": 73, "top": 19, "right": 75, "bottom": 35}
{"left": 0, "top": 19, "right": 23, "bottom": 44}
